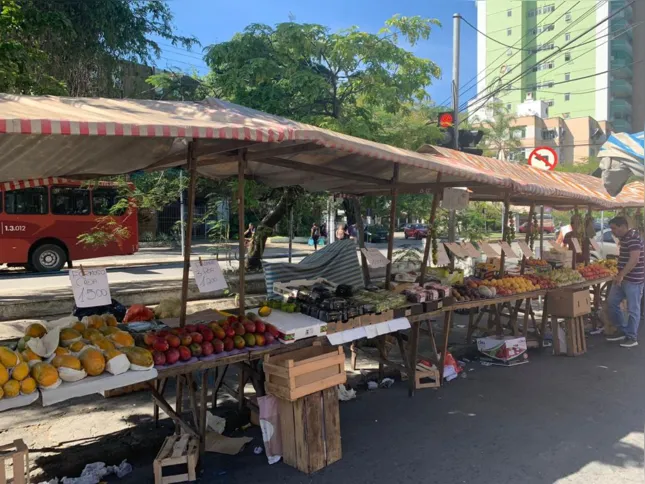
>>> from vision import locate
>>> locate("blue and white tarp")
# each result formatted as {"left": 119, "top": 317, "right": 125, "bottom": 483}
{"left": 599, "top": 131, "right": 644, "bottom": 196}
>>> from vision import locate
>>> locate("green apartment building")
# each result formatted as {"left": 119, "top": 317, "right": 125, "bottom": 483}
{"left": 475, "top": 0, "right": 645, "bottom": 133}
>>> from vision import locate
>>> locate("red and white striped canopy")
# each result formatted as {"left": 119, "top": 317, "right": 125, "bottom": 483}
{"left": 0, "top": 94, "right": 641, "bottom": 208}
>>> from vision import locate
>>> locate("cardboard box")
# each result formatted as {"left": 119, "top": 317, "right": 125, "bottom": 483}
{"left": 477, "top": 336, "right": 529, "bottom": 366}
{"left": 547, "top": 290, "right": 591, "bottom": 317}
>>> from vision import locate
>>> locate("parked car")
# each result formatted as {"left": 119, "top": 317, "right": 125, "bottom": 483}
{"left": 364, "top": 225, "right": 389, "bottom": 243}
{"left": 404, "top": 224, "right": 428, "bottom": 240}
{"left": 590, "top": 229, "right": 619, "bottom": 260}
{"left": 397, "top": 223, "right": 409, "bottom": 232}
{"left": 518, "top": 222, "right": 555, "bottom": 234}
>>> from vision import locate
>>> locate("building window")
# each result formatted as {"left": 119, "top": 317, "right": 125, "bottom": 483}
{"left": 528, "top": 10, "right": 535, "bottom": 17}
{"left": 533, "top": 62, "right": 555, "bottom": 72}
{"left": 545, "top": 99, "right": 555, "bottom": 107}
{"left": 565, "top": 12, "right": 572, "bottom": 22}
{"left": 563, "top": 113, "right": 570, "bottom": 119}
{"left": 565, "top": 72, "right": 570, "bottom": 81}
{"left": 512, "top": 127, "right": 526, "bottom": 139}
{"left": 507, "top": 9, "right": 512, "bottom": 17}
{"left": 542, "top": 129, "right": 557, "bottom": 140}
{"left": 507, "top": 49, "right": 512, "bottom": 56}
{"left": 564, "top": 93, "right": 570, "bottom": 101}
{"left": 564, "top": 52, "right": 571, "bottom": 62}
{"left": 507, "top": 28, "right": 512, "bottom": 36}
{"left": 565, "top": 33, "right": 571, "bottom": 42}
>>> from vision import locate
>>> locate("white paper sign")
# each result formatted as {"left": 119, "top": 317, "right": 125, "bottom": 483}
{"left": 517, "top": 241, "right": 534, "bottom": 258}
{"left": 69, "top": 268, "right": 112, "bottom": 308}
{"left": 445, "top": 242, "right": 466, "bottom": 259}
{"left": 479, "top": 241, "right": 500, "bottom": 258}
{"left": 499, "top": 241, "right": 519, "bottom": 258}
{"left": 570, "top": 237, "right": 582, "bottom": 253}
{"left": 441, "top": 188, "right": 469, "bottom": 210}
{"left": 437, "top": 243, "right": 451, "bottom": 266}
{"left": 589, "top": 238, "right": 601, "bottom": 252}
{"left": 361, "top": 248, "right": 390, "bottom": 268}
{"left": 461, "top": 242, "right": 481, "bottom": 258}
{"left": 190, "top": 260, "right": 228, "bottom": 293}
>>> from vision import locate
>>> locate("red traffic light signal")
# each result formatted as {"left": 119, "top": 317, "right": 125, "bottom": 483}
{"left": 438, "top": 112, "right": 455, "bottom": 128}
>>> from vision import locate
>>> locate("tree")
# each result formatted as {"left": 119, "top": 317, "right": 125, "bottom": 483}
{"left": 202, "top": 16, "right": 442, "bottom": 264}
{"left": 0, "top": 0, "right": 197, "bottom": 96}
{"left": 478, "top": 101, "right": 522, "bottom": 161}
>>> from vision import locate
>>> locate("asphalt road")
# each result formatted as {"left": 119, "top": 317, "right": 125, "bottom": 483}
{"left": 112, "top": 332, "right": 643, "bottom": 484}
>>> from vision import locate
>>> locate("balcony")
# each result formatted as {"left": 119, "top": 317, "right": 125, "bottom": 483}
{"left": 611, "top": 57, "right": 633, "bottom": 79}
{"left": 611, "top": 118, "right": 631, "bottom": 133}
{"left": 611, "top": 99, "right": 633, "bottom": 116}
{"left": 611, "top": 1, "right": 633, "bottom": 20}
{"left": 612, "top": 37, "right": 633, "bottom": 55}
{"left": 611, "top": 79, "right": 633, "bottom": 98}
{"left": 610, "top": 19, "right": 633, "bottom": 39}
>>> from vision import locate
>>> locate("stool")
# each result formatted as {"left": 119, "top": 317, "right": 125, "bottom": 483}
{"left": 0, "top": 439, "right": 29, "bottom": 484}
{"left": 153, "top": 435, "right": 199, "bottom": 484}
{"left": 551, "top": 316, "right": 587, "bottom": 356}
{"left": 414, "top": 367, "right": 440, "bottom": 390}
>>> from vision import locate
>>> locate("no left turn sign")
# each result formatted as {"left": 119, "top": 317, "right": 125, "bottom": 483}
{"left": 528, "top": 146, "right": 558, "bottom": 171}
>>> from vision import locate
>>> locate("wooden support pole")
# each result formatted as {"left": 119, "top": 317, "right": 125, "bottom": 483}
{"left": 352, "top": 197, "right": 371, "bottom": 285}
{"left": 539, "top": 205, "right": 545, "bottom": 259}
{"left": 384, "top": 164, "right": 400, "bottom": 290}
{"left": 583, "top": 206, "right": 592, "bottom": 266}
{"left": 179, "top": 141, "right": 198, "bottom": 328}
{"left": 419, "top": 174, "right": 442, "bottom": 285}
{"left": 499, "top": 193, "right": 511, "bottom": 277}
{"left": 237, "top": 150, "right": 247, "bottom": 315}
{"left": 521, "top": 204, "right": 535, "bottom": 275}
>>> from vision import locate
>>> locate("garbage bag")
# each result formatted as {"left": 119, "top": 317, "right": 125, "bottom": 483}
{"left": 72, "top": 299, "right": 126, "bottom": 322}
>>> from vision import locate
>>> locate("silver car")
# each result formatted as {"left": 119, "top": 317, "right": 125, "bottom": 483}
{"left": 591, "top": 229, "right": 619, "bottom": 260}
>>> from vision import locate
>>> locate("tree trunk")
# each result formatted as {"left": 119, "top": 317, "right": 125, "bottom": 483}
{"left": 247, "top": 188, "right": 295, "bottom": 270}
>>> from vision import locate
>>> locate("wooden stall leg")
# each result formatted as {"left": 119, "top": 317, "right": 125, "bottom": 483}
{"left": 175, "top": 375, "right": 184, "bottom": 435}
{"left": 154, "top": 378, "right": 167, "bottom": 428}
{"left": 376, "top": 336, "right": 386, "bottom": 381}
{"left": 408, "top": 321, "right": 420, "bottom": 397}
{"left": 211, "top": 365, "right": 228, "bottom": 410}
{"left": 540, "top": 298, "right": 549, "bottom": 348}
{"left": 187, "top": 375, "right": 200, "bottom": 428}
{"left": 486, "top": 304, "right": 494, "bottom": 331}
{"left": 551, "top": 316, "right": 560, "bottom": 355}
{"left": 509, "top": 299, "right": 523, "bottom": 335}
{"left": 350, "top": 342, "right": 358, "bottom": 371}
{"left": 425, "top": 320, "right": 439, "bottom": 361}
{"left": 149, "top": 382, "right": 199, "bottom": 438}
{"left": 493, "top": 304, "right": 503, "bottom": 336}
{"left": 238, "top": 367, "right": 247, "bottom": 411}
{"left": 199, "top": 370, "right": 209, "bottom": 452}
{"left": 440, "top": 311, "right": 453, "bottom": 380}
{"left": 523, "top": 298, "right": 531, "bottom": 338}
{"left": 467, "top": 308, "right": 476, "bottom": 343}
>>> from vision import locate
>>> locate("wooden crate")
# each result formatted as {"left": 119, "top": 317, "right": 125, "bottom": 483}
{"left": 153, "top": 435, "right": 199, "bottom": 484}
{"left": 552, "top": 316, "right": 587, "bottom": 357}
{"left": 414, "top": 367, "right": 440, "bottom": 390}
{"left": 0, "top": 439, "right": 29, "bottom": 484}
{"left": 278, "top": 387, "right": 342, "bottom": 474}
{"left": 264, "top": 343, "right": 346, "bottom": 401}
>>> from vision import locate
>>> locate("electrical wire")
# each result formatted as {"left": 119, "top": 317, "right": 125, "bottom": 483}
{"left": 460, "top": 16, "right": 534, "bottom": 51}
{"left": 460, "top": 0, "right": 630, "bottom": 124}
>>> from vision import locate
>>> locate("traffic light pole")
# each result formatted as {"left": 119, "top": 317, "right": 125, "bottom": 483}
{"left": 448, "top": 13, "right": 461, "bottom": 243}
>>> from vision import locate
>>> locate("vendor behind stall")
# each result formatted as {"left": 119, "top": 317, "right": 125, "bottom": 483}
{"left": 562, "top": 217, "right": 585, "bottom": 263}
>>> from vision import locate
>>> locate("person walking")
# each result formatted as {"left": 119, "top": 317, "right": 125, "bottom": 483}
{"left": 311, "top": 223, "right": 321, "bottom": 251}
{"left": 606, "top": 216, "right": 645, "bottom": 348}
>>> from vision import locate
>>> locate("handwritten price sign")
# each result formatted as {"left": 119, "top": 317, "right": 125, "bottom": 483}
{"left": 69, "top": 268, "right": 112, "bottom": 308}
{"left": 191, "top": 260, "right": 228, "bottom": 293}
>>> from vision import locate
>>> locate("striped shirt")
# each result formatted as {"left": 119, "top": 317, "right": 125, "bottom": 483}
{"left": 618, "top": 229, "right": 645, "bottom": 283}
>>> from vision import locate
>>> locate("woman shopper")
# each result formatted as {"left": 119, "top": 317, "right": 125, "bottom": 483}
{"left": 311, "top": 223, "right": 321, "bottom": 251}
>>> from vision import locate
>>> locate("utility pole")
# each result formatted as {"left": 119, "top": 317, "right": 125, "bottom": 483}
{"left": 448, "top": 13, "right": 461, "bottom": 243}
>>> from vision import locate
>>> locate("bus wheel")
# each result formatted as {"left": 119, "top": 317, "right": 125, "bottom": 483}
{"left": 31, "top": 244, "right": 66, "bottom": 272}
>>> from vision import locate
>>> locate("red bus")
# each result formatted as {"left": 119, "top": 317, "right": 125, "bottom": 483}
{"left": 0, "top": 179, "right": 138, "bottom": 272}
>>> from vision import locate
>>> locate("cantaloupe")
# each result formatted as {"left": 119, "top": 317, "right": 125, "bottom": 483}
{"left": 52, "top": 355, "right": 82, "bottom": 371}
{"left": 94, "top": 338, "right": 116, "bottom": 353}
{"left": 82, "top": 328, "right": 103, "bottom": 343}
{"left": 72, "top": 321, "right": 86, "bottom": 333}
{"left": 11, "top": 362, "right": 29, "bottom": 381}
{"left": 121, "top": 346, "right": 153, "bottom": 368}
{"left": 69, "top": 341, "right": 86, "bottom": 353}
{"left": 0, "top": 363, "right": 8, "bottom": 386}
{"left": 100, "top": 326, "right": 119, "bottom": 336}
{"left": 102, "top": 314, "right": 118, "bottom": 327}
{"left": 0, "top": 347, "right": 18, "bottom": 368}
{"left": 60, "top": 328, "right": 82, "bottom": 346}
{"left": 109, "top": 331, "right": 134, "bottom": 348}
{"left": 31, "top": 362, "right": 59, "bottom": 388}
{"left": 79, "top": 348, "right": 105, "bottom": 376}
{"left": 3, "top": 379, "right": 20, "bottom": 398}
{"left": 20, "top": 377, "right": 37, "bottom": 395}
{"left": 86, "top": 315, "right": 106, "bottom": 330}
{"left": 25, "top": 323, "right": 47, "bottom": 338}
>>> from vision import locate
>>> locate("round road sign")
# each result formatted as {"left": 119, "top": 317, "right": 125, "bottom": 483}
{"left": 528, "top": 146, "right": 558, "bottom": 171}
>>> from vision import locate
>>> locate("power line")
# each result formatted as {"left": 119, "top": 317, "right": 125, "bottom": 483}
{"left": 460, "top": 17, "right": 534, "bottom": 51}
{"left": 461, "top": 0, "right": 628, "bottom": 124}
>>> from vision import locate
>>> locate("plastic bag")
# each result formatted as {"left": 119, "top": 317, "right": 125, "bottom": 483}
{"left": 122, "top": 304, "right": 154, "bottom": 323}
{"left": 73, "top": 299, "right": 126, "bottom": 322}
{"left": 308, "top": 238, "right": 314, "bottom": 246}
{"left": 443, "top": 352, "right": 462, "bottom": 382}
{"left": 258, "top": 395, "right": 281, "bottom": 465}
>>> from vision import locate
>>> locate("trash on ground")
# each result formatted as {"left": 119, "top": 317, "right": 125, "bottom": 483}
{"left": 38, "top": 460, "right": 132, "bottom": 484}
{"left": 206, "top": 412, "right": 226, "bottom": 434}
{"left": 367, "top": 381, "right": 378, "bottom": 390}
{"left": 205, "top": 432, "right": 253, "bottom": 455}
{"left": 337, "top": 384, "right": 357, "bottom": 401}
{"left": 254, "top": 446, "right": 263, "bottom": 455}
{"left": 257, "top": 395, "right": 281, "bottom": 465}
{"left": 443, "top": 352, "right": 463, "bottom": 382}
{"left": 379, "top": 377, "right": 394, "bottom": 388}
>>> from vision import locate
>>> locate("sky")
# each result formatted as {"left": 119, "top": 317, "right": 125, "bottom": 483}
{"left": 156, "top": 0, "right": 479, "bottom": 109}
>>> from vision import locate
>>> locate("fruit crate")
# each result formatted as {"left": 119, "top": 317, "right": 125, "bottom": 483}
{"left": 0, "top": 439, "right": 29, "bottom": 484}
{"left": 278, "top": 386, "right": 342, "bottom": 474}
{"left": 264, "top": 342, "right": 346, "bottom": 401}
{"left": 552, "top": 316, "right": 587, "bottom": 357}
{"left": 153, "top": 434, "right": 199, "bottom": 484}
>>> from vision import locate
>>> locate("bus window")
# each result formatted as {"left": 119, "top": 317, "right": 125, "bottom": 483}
{"left": 51, "top": 187, "right": 91, "bottom": 215}
{"left": 5, "top": 187, "right": 48, "bottom": 214}
{"left": 92, "top": 188, "right": 125, "bottom": 216}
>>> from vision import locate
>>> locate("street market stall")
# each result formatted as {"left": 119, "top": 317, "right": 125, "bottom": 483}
{"left": 1, "top": 94, "right": 643, "bottom": 477}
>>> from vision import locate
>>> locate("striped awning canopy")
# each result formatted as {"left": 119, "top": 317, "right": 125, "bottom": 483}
{"left": 0, "top": 94, "right": 641, "bottom": 208}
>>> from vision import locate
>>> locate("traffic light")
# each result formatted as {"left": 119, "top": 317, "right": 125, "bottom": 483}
{"left": 458, "top": 129, "right": 484, "bottom": 156}
{"left": 437, "top": 111, "right": 456, "bottom": 148}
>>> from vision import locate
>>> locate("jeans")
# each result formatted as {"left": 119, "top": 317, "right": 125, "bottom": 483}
{"left": 608, "top": 281, "right": 644, "bottom": 340}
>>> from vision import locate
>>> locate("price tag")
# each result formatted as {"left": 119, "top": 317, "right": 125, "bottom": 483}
{"left": 478, "top": 241, "right": 500, "bottom": 258}
{"left": 69, "top": 268, "right": 112, "bottom": 308}
{"left": 570, "top": 237, "right": 582, "bottom": 253}
{"left": 361, "top": 248, "right": 391, "bottom": 268}
{"left": 445, "top": 243, "right": 466, "bottom": 259}
{"left": 190, "top": 259, "right": 228, "bottom": 293}
{"left": 517, "top": 241, "right": 534, "bottom": 258}
{"left": 499, "top": 241, "right": 519, "bottom": 258}
{"left": 460, "top": 242, "right": 481, "bottom": 258}
{"left": 589, "top": 238, "right": 601, "bottom": 252}
{"left": 436, "top": 243, "right": 451, "bottom": 266}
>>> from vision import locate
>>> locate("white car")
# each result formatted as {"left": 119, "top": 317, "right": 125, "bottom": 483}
{"left": 591, "top": 229, "right": 619, "bottom": 260}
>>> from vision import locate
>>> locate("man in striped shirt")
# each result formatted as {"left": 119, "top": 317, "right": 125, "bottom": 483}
{"left": 606, "top": 216, "right": 645, "bottom": 348}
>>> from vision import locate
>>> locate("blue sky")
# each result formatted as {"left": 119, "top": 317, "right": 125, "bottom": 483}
{"left": 157, "top": 0, "right": 478, "bottom": 109}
